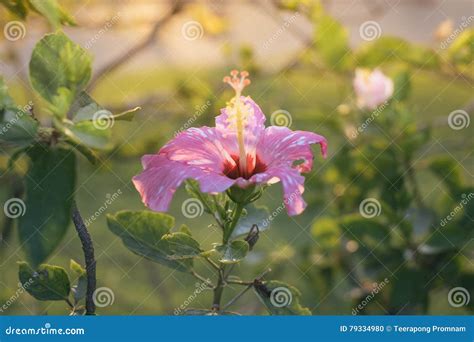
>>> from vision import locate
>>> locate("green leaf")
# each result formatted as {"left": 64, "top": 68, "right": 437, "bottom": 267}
{"left": 311, "top": 217, "right": 340, "bottom": 251}
{"left": 19, "top": 145, "right": 76, "bottom": 267}
{"left": 339, "top": 214, "right": 389, "bottom": 250}
{"left": 28, "top": 0, "right": 76, "bottom": 28}
{"left": 213, "top": 240, "right": 249, "bottom": 264}
{"left": 1, "top": 0, "right": 29, "bottom": 19}
{"left": 178, "top": 224, "right": 192, "bottom": 236}
{"left": 160, "top": 232, "right": 202, "bottom": 259}
{"left": 447, "top": 28, "right": 474, "bottom": 70}
{"left": 69, "top": 259, "right": 87, "bottom": 304}
{"left": 70, "top": 91, "right": 140, "bottom": 123}
{"left": 69, "top": 259, "right": 85, "bottom": 277}
{"left": 429, "top": 156, "right": 463, "bottom": 196}
{"left": 355, "top": 36, "right": 439, "bottom": 69}
{"left": 107, "top": 211, "right": 199, "bottom": 272}
{"left": 392, "top": 70, "right": 411, "bottom": 101}
{"left": 18, "top": 261, "right": 71, "bottom": 301}
{"left": 0, "top": 77, "right": 15, "bottom": 109}
{"left": 0, "top": 107, "right": 39, "bottom": 146}
{"left": 253, "top": 280, "right": 311, "bottom": 315}
{"left": 63, "top": 138, "right": 100, "bottom": 164}
{"left": 389, "top": 267, "right": 428, "bottom": 313}
{"left": 63, "top": 120, "right": 111, "bottom": 150}
{"left": 29, "top": 32, "right": 91, "bottom": 117}
{"left": 313, "top": 15, "right": 352, "bottom": 70}
{"left": 231, "top": 204, "right": 270, "bottom": 238}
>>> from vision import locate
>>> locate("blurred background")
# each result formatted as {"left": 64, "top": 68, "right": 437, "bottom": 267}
{"left": 0, "top": 0, "right": 473, "bottom": 315}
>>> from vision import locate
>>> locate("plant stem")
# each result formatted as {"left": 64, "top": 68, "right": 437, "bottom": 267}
{"left": 212, "top": 265, "right": 226, "bottom": 311}
{"left": 190, "top": 270, "right": 214, "bottom": 288}
{"left": 223, "top": 203, "right": 244, "bottom": 243}
{"left": 71, "top": 201, "right": 96, "bottom": 315}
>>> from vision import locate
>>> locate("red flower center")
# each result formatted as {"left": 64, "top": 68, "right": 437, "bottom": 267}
{"left": 223, "top": 154, "right": 267, "bottom": 180}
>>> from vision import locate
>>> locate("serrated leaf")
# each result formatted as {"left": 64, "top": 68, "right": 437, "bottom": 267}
{"left": 213, "top": 240, "right": 249, "bottom": 264}
{"left": 19, "top": 145, "right": 76, "bottom": 267}
{"left": 69, "top": 259, "right": 87, "bottom": 304}
{"left": 253, "top": 280, "right": 311, "bottom": 315}
{"left": 107, "top": 211, "right": 197, "bottom": 272}
{"left": 29, "top": 32, "right": 91, "bottom": 117}
{"left": 18, "top": 262, "right": 71, "bottom": 301}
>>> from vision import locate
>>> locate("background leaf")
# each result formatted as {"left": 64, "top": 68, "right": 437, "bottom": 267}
{"left": 29, "top": 32, "right": 91, "bottom": 116}
{"left": 19, "top": 145, "right": 76, "bottom": 267}
{"left": 18, "top": 261, "right": 71, "bottom": 301}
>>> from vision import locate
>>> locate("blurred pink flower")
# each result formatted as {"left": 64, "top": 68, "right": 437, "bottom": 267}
{"left": 353, "top": 68, "right": 393, "bottom": 110}
{"left": 133, "top": 71, "right": 327, "bottom": 216}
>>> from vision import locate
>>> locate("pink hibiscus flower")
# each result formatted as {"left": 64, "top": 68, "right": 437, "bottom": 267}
{"left": 133, "top": 71, "right": 327, "bottom": 216}
{"left": 353, "top": 68, "right": 393, "bottom": 110}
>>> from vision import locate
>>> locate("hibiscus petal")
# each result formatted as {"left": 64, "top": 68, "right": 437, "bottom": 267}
{"left": 251, "top": 166, "right": 307, "bottom": 216}
{"left": 133, "top": 155, "right": 235, "bottom": 212}
{"left": 257, "top": 126, "right": 327, "bottom": 173}
{"left": 159, "top": 127, "right": 235, "bottom": 172}
{"left": 216, "top": 96, "right": 266, "bottom": 160}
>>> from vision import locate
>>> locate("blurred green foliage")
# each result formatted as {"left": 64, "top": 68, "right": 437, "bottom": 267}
{"left": 0, "top": 0, "right": 472, "bottom": 315}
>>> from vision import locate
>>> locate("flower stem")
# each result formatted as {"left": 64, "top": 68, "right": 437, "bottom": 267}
{"left": 212, "top": 265, "right": 226, "bottom": 311}
{"left": 223, "top": 203, "right": 244, "bottom": 244}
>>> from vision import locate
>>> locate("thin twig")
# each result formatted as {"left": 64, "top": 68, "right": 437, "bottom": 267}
{"left": 190, "top": 270, "right": 214, "bottom": 288}
{"left": 71, "top": 201, "right": 97, "bottom": 315}
{"left": 222, "top": 268, "right": 272, "bottom": 311}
